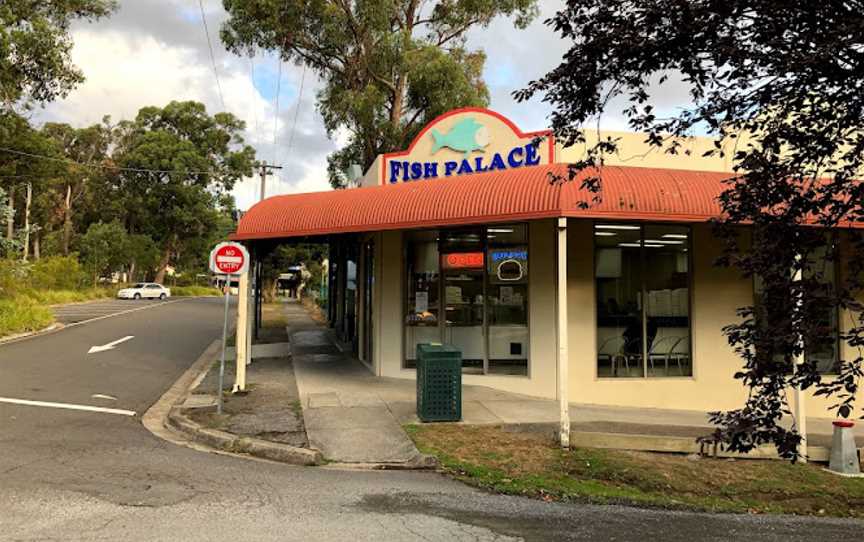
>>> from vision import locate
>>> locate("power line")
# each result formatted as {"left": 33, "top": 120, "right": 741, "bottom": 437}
{"left": 198, "top": 0, "right": 227, "bottom": 112}
{"left": 272, "top": 57, "right": 282, "bottom": 166}
{"left": 249, "top": 55, "right": 259, "bottom": 146}
{"left": 287, "top": 64, "right": 307, "bottom": 153}
{"left": 0, "top": 146, "right": 221, "bottom": 176}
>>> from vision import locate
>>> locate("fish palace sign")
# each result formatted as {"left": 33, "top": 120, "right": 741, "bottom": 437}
{"left": 380, "top": 108, "right": 555, "bottom": 185}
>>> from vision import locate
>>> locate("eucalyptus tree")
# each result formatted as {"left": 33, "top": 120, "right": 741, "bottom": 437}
{"left": 221, "top": 0, "right": 539, "bottom": 188}
{"left": 0, "top": 0, "right": 116, "bottom": 110}
{"left": 41, "top": 119, "right": 113, "bottom": 255}
{"left": 113, "top": 101, "right": 256, "bottom": 283}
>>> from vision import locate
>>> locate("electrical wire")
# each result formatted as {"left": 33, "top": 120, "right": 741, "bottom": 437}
{"left": 198, "top": 0, "right": 227, "bottom": 112}
{"left": 0, "top": 146, "right": 220, "bottom": 176}
{"left": 272, "top": 57, "right": 282, "bottom": 166}
{"left": 249, "top": 55, "right": 259, "bottom": 146}
{"left": 286, "top": 64, "right": 307, "bottom": 153}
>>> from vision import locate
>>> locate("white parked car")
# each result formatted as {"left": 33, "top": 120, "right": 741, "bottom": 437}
{"left": 117, "top": 283, "right": 171, "bottom": 300}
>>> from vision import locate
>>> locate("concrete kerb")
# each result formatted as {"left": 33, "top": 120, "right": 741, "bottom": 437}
{"left": 0, "top": 323, "right": 64, "bottom": 346}
{"left": 499, "top": 422, "right": 836, "bottom": 462}
{"left": 166, "top": 407, "right": 322, "bottom": 466}
{"left": 143, "top": 337, "right": 324, "bottom": 467}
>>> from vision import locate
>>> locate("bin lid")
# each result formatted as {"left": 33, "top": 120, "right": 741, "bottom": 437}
{"left": 417, "top": 343, "right": 461, "bottom": 354}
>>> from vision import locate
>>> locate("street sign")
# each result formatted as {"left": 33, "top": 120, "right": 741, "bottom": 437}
{"left": 209, "top": 241, "right": 250, "bottom": 415}
{"left": 210, "top": 242, "right": 249, "bottom": 276}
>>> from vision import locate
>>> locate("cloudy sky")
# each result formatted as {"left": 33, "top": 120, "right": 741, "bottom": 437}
{"left": 35, "top": 0, "right": 689, "bottom": 210}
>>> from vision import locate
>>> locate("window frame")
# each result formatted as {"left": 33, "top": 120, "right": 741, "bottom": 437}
{"left": 593, "top": 221, "right": 695, "bottom": 380}
{"left": 750, "top": 235, "right": 842, "bottom": 375}
{"left": 402, "top": 223, "right": 531, "bottom": 377}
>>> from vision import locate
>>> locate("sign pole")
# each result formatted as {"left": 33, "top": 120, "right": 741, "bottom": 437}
{"left": 209, "top": 241, "right": 250, "bottom": 415}
{"left": 217, "top": 274, "right": 230, "bottom": 414}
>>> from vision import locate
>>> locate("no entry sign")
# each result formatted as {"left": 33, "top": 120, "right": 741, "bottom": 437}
{"left": 210, "top": 242, "right": 250, "bottom": 276}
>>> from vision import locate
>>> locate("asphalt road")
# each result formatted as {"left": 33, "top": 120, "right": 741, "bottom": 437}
{"left": 0, "top": 298, "right": 861, "bottom": 541}
{"left": 51, "top": 298, "right": 167, "bottom": 325}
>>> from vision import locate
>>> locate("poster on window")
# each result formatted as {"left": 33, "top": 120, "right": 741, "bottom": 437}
{"left": 415, "top": 291, "right": 429, "bottom": 313}
{"left": 489, "top": 247, "right": 528, "bottom": 281}
{"left": 500, "top": 286, "right": 514, "bottom": 304}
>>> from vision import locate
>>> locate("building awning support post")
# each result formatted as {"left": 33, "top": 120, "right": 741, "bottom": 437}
{"left": 557, "top": 217, "right": 570, "bottom": 448}
{"left": 792, "top": 262, "right": 807, "bottom": 462}
{"left": 233, "top": 269, "right": 250, "bottom": 392}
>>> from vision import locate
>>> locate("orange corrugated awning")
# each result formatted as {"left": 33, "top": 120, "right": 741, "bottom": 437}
{"left": 232, "top": 164, "right": 738, "bottom": 241}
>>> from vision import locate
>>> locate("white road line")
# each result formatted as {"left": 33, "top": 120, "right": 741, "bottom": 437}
{"left": 63, "top": 299, "right": 186, "bottom": 328}
{"left": 0, "top": 397, "right": 136, "bottom": 416}
{"left": 0, "top": 298, "right": 197, "bottom": 347}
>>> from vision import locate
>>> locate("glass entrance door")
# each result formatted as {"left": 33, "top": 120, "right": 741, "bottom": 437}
{"left": 404, "top": 225, "right": 529, "bottom": 375}
{"left": 441, "top": 229, "right": 486, "bottom": 373}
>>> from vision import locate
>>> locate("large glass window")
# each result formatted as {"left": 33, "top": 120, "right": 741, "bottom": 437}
{"left": 404, "top": 224, "right": 529, "bottom": 375}
{"left": 405, "top": 230, "right": 440, "bottom": 368}
{"left": 595, "top": 223, "right": 691, "bottom": 378}
{"left": 753, "top": 236, "right": 839, "bottom": 374}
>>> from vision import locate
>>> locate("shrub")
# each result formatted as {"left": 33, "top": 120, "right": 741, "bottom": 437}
{"left": 0, "top": 258, "right": 30, "bottom": 298}
{"left": 28, "top": 256, "right": 87, "bottom": 290}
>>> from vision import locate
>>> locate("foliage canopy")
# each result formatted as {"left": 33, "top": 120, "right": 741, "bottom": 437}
{"left": 517, "top": 1, "right": 864, "bottom": 459}
{"left": 221, "top": 0, "right": 538, "bottom": 188}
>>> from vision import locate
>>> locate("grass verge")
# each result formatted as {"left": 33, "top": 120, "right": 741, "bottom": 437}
{"left": 171, "top": 285, "right": 222, "bottom": 297}
{"left": 24, "top": 286, "right": 119, "bottom": 305}
{"left": 1, "top": 287, "right": 120, "bottom": 338}
{"left": 406, "top": 424, "right": 864, "bottom": 518}
{"left": 0, "top": 297, "right": 54, "bottom": 337}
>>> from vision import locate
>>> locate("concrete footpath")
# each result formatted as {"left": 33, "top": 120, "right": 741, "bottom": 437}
{"left": 286, "top": 301, "right": 428, "bottom": 464}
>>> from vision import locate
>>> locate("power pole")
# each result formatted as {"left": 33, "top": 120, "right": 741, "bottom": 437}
{"left": 258, "top": 161, "right": 283, "bottom": 201}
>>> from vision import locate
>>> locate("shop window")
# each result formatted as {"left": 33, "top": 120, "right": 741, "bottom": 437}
{"left": 487, "top": 225, "right": 528, "bottom": 375}
{"left": 595, "top": 223, "right": 691, "bottom": 378}
{"left": 403, "top": 224, "right": 529, "bottom": 376}
{"left": 404, "top": 230, "right": 440, "bottom": 369}
{"left": 753, "top": 237, "right": 840, "bottom": 374}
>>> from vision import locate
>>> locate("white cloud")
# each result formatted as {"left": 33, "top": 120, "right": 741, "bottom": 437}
{"left": 39, "top": 31, "right": 210, "bottom": 126}
{"left": 35, "top": 0, "right": 694, "bottom": 212}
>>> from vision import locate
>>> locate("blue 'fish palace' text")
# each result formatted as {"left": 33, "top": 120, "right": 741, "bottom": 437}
{"left": 389, "top": 143, "right": 541, "bottom": 184}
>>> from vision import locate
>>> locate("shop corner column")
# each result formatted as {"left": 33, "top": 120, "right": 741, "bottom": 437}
{"left": 233, "top": 270, "right": 250, "bottom": 392}
{"left": 557, "top": 217, "right": 570, "bottom": 448}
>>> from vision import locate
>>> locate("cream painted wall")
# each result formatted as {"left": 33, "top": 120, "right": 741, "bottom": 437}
{"left": 375, "top": 230, "right": 403, "bottom": 378}
{"left": 557, "top": 131, "right": 742, "bottom": 173}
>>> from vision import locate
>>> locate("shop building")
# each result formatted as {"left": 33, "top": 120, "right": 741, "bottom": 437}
{"left": 232, "top": 108, "right": 859, "bottom": 418}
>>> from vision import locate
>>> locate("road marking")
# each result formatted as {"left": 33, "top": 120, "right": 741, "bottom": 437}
{"left": 88, "top": 335, "right": 135, "bottom": 354}
{"left": 0, "top": 298, "right": 193, "bottom": 347}
{"left": 91, "top": 394, "right": 117, "bottom": 401}
{"left": 0, "top": 397, "right": 136, "bottom": 416}
{"left": 63, "top": 299, "right": 186, "bottom": 328}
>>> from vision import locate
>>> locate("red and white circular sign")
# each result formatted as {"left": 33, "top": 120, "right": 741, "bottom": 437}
{"left": 210, "top": 242, "right": 250, "bottom": 275}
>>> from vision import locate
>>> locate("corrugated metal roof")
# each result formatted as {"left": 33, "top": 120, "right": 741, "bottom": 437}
{"left": 233, "top": 164, "right": 735, "bottom": 241}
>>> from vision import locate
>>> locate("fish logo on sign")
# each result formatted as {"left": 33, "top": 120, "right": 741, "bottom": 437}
{"left": 430, "top": 118, "right": 490, "bottom": 158}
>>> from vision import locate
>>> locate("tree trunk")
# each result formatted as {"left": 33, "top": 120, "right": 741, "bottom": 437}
{"left": 129, "top": 260, "right": 137, "bottom": 284}
{"left": 63, "top": 184, "right": 72, "bottom": 256}
{"left": 22, "top": 182, "right": 31, "bottom": 261}
{"left": 33, "top": 230, "right": 40, "bottom": 260}
{"left": 153, "top": 247, "right": 172, "bottom": 284}
{"left": 6, "top": 184, "right": 14, "bottom": 244}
